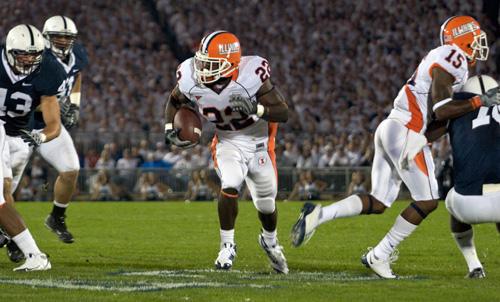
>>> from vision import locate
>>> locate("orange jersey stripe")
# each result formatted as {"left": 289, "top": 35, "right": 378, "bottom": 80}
{"left": 414, "top": 151, "right": 429, "bottom": 176}
{"left": 211, "top": 135, "right": 219, "bottom": 168}
{"left": 404, "top": 85, "right": 424, "bottom": 132}
{"left": 267, "top": 122, "right": 278, "bottom": 179}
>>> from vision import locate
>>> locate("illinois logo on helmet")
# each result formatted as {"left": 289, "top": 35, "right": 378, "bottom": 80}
{"left": 440, "top": 16, "right": 489, "bottom": 62}
{"left": 194, "top": 31, "right": 241, "bottom": 84}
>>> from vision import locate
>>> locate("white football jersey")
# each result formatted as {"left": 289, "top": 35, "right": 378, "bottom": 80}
{"left": 389, "top": 44, "right": 469, "bottom": 133}
{"left": 177, "top": 55, "right": 275, "bottom": 149}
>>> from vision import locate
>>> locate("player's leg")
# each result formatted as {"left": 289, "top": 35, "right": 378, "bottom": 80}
{"left": 36, "top": 127, "right": 79, "bottom": 243}
{"left": 0, "top": 128, "right": 50, "bottom": 271}
{"left": 291, "top": 120, "right": 400, "bottom": 247}
{"left": 2, "top": 137, "right": 32, "bottom": 262}
{"left": 445, "top": 188, "right": 500, "bottom": 278}
{"left": 365, "top": 120, "right": 439, "bottom": 278}
{"left": 213, "top": 141, "right": 247, "bottom": 270}
{"left": 246, "top": 149, "right": 288, "bottom": 274}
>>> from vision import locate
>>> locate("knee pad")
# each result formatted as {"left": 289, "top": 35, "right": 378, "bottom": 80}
{"left": 253, "top": 197, "right": 275, "bottom": 214}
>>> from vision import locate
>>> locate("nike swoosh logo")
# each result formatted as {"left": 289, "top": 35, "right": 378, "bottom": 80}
{"left": 22, "top": 83, "right": 32, "bottom": 86}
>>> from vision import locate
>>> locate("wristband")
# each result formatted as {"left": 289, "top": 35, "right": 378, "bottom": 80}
{"left": 470, "top": 96, "right": 482, "bottom": 109}
{"left": 256, "top": 104, "right": 265, "bottom": 117}
{"left": 165, "top": 123, "right": 173, "bottom": 131}
{"left": 70, "top": 92, "right": 81, "bottom": 107}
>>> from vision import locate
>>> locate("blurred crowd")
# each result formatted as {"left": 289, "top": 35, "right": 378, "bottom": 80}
{"left": 0, "top": 1, "right": 497, "bottom": 199}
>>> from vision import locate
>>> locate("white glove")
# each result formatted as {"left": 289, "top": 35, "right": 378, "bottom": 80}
{"left": 399, "top": 130, "right": 428, "bottom": 170}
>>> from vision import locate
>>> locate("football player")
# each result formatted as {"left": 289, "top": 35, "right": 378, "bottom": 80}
{"left": 291, "top": 16, "right": 500, "bottom": 278}
{"left": 164, "top": 31, "right": 289, "bottom": 273}
{"left": 0, "top": 24, "right": 67, "bottom": 270}
{"left": 403, "top": 75, "right": 500, "bottom": 278}
{"left": 9, "top": 16, "right": 88, "bottom": 244}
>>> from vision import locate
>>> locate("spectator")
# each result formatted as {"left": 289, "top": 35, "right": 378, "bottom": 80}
{"left": 288, "top": 170, "right": 327, "bottom": 201}
{"left": 347, "top": 171, "right": 368, "bottom": 195}
{"left": 91, "top": 170, "right": 116, "bottom": 201}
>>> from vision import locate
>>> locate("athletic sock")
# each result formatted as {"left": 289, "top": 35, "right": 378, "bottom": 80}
{"left": 373, "top": 215, "right": 417, "bottom": 260}
{"left": 12, "top": 229, "right": 42, "bottom": 257}
{"left": 318, "top": 195, "right": 363, "bottom": 225}
{"left": 261, "top": 229, "right": 277, "bottom": 246}
{"left": 452, "top": 229, "right": 482, "bottom": 272}
{"left": 51, "top": 201, "right": 68, "bottom": 218}
{"left": 220, "top": 229, "right": 235, "bottom": 248}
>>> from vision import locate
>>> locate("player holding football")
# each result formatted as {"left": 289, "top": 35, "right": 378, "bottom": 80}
{"left": 16, "top": 15, "right": 86, "bottom": 244}
{"left": 402, "top": 75, "right": 500, "bottom": 279}
{"left": 291, "top": 16, "right": 499, "bottom": 278}
{"left": 0, "top": 24, "right": 67, "bottom": 270}
{"left": 164, "top": 31, "right": 289, "bottom": 273}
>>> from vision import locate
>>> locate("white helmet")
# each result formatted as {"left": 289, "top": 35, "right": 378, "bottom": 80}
{"left": 5, "top": 24, "right": 45, "bottom": 75}
{"left": 462, "top": 75, "right": 498, "bottom": 95}
{"left": 43, "top": 15, "right": 78, "bottom": 60}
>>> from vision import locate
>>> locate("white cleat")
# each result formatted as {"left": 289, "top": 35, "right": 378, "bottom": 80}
{"left": 258, "top": 234, "right": 289, "bottom": 274}
{"left": 290, "top": 202, "right": 322, "bottom": 247}
{"left": 13, "top": 253, "right": 51, "bottom": 272}
{"left": 214, "top": 243, "right": 237, "bottom": 270}
{"left": 361, "top": 248, "right": 398, "bottom": 279}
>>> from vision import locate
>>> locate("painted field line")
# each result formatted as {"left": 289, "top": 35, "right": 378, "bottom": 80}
{"left": 0, "top": 278, "right": 272, "bottom": 292}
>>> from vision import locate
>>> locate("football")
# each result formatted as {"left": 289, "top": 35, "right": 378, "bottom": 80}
{"left": 173, "top": 106, "right": 202, "bottom": 144}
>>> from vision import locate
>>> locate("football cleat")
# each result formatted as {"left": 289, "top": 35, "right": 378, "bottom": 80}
{"left": 7, "top": 240, "right": 25, "bottom": 263}
{"left": 361, "top": 247, "right": 398, "bottom": 279}
{"left": 215, "top": 243, "right": 237, "bottom": 270}
{"left": 290, "top": 202, "right": 322, "bottom": 247}
{"left": 45, "top": 214, "right": 74, "bottom": 243}
{"left": 258, "top": 234, "right": 289, "bottom": 274}
{"left": 13, "top": 253, "right": 51, "bottom": 272}
{"left": 466, "top": 267, "right": 486, "bottom": 279}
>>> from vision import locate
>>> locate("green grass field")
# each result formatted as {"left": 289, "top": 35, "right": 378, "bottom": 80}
{"left": 0, "top": 201, "right": 499, "bottom": 302}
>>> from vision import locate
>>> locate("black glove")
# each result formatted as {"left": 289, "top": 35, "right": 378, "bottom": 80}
{"left": 164, "top": 124, "right": 197, "bottom": 149}
{"left": 229, "top": 95, "right": 257, "bottom": 116}
{"left": 62, "top": 104, "right": 80, "bottom": 129}
{"left": 19, "top": 129, "right": 46, "bottom": 148}
{"left": 479, "top": 87, "right": 500, "bottom": 107}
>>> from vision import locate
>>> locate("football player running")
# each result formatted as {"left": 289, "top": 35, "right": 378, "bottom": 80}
{"left": 0, "top": 24, "right": 67, "bottom": 270}
{"left": 164, "top": 31, "right": 289, "bottom": 273}
{"left": 15, "top": 15, "right": 87, "bottom": 244}
{"left": 403, "top": 75, "right": 500, "bottom": 279}
{"left": 291, "top": 16, "right": 499, "bottom": 278}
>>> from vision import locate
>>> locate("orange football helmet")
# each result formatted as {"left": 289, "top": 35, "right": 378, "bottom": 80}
{"left": 194, "top": 31, "right": 241, "bottom": 84}
{"left": 440, "top": 16, "right": 488, "bottom": 62}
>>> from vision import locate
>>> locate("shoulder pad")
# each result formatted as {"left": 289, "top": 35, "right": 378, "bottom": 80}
{"left": 235, "top": 55, "right": 270, "bottom": 97}
{"left": 72, "top": 43, "right": 89, "bottom": 70}
{"left": 32, "top": 53, "right": 67, "bottom": 96}
{"left": 177, "top": 58, "right": 196, "bottom": 95}
{"left": 428, "top": 45, "right": 468, "bottom": 82}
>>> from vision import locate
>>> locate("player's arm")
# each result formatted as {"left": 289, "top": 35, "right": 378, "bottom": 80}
{"left": 164, "top": 85, "right": 197, "bottom": 148}
{"left": 62, "top": 73, "right": 82, "bottom": 129}
{"left": 229, "top": 79, "right": 289, "bottom": 123}
{"left": 40, "top": 95, "right": 61, "bottom": 140}
{"left": 432, "top": 68, "right": 499, "bottom": 121}
{"left": 254, "top": 79, "right": 288, "bottom": 122}
{"left": 424, "top": 119, "right": 449, "bottom": 142}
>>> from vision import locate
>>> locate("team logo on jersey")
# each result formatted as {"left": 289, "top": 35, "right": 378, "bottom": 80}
{"left": 194, "top": 95, "right": 202, "bottom": 101}
{"left": 218, "top": 42, "right": 240, "bottom": 55}
{"left": 451, "top": 22, "right": 479, "bottom": 38}
{"left": 258, "top": 157, "right": 267, "bottom": 166}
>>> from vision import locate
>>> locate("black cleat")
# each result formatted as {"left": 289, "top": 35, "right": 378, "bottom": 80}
{"left": 7, "top": 240, "right": 25, "bottom": 263}
{"left": 466, "top": 267, "right": 486, "bottom": 279}
{"left": 45, "top": 214, "right": 74, "bottom": 243}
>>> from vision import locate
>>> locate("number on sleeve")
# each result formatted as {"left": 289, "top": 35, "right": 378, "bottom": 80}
{"left": 444, "top": 49, "right": 464, "bottom": 69}
{"left": 255, "top": 60, "right": 271, "bottom": 82}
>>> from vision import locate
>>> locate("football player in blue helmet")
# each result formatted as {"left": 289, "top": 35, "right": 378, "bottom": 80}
{"left": 0, "top": 24, "right": 67, "bottom": 270}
